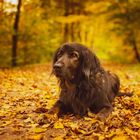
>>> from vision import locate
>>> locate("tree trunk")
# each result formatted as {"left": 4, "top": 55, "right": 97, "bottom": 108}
{"left": 76, "top": 21, "right": 81, "bottom": 41}
{"left": 125, "top": 5, "right": 140, "bottom": 62}
{"left": 70, "top": 23, "right": 74, "bottom": 41}
{"left": 23, "top": 45, "right": 28, "bottom": 65}
{"left": 75, "top": 2, "right": 81, "bottom": 42}
{"left": 12, "top": 0, "right": 22, "bottom": 67}
{"left": 70, "top": 0, "right": 75, "bottom": 42}
{"left": 64, "top": 24, "right": 69, "bottom": 42}
{"left": 63, "top": 0, "right": 69, "bottom": 43}
{"left": 131, "top": 39, "right": 140, "bottom": 62}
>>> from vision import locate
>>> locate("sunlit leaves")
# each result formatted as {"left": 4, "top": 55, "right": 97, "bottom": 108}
{"left": 0, "top": 64, "right": 140, "bottom": 139}
{"left": 54, "top": 120, "right": 64, "bottom": 129}
{"left": 85, "top": 1, "right": 111, "bottom": 14}
{"left": 55, "top": 15, "right": 87, "bottom": 24}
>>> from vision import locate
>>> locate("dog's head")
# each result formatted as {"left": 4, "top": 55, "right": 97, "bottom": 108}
{"left": 52, "top": 42, "right": 100, "bottom": 82}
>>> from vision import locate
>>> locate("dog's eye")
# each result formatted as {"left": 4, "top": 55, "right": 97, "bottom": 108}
{"left": 68, "top": 51, "right": 79, "bottom": 58}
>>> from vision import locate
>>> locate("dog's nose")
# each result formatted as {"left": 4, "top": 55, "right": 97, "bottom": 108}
{"left": 53, "top": 62, "right": 63, "bottom": 69}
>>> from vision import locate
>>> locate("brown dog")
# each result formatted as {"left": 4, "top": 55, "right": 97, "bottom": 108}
{"left": 51, "top": 42, "right": 132, "bottom": 119}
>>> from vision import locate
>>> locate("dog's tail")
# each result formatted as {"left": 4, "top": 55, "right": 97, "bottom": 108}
{"left": 117, "top": 92, "right": 133, "bottom": 97}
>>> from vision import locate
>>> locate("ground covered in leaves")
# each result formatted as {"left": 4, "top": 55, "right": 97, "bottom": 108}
{"left": 0, "top": 63, "right": 140, "bottom": 140}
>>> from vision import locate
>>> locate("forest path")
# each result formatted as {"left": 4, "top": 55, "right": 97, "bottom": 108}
{"left": 0, "top": 63, "right": 139, "bottom": 140}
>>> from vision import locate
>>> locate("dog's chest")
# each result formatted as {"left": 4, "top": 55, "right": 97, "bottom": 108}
{"left": 60, "top": 82, "right": 77, "bottom": 105}
{"left": 64, "top": 90, "right": 75, "bottom": 104}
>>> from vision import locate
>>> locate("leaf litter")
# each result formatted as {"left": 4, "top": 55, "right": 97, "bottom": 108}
{"left": 0, "top": 63, "right": 140, "bottom": 140}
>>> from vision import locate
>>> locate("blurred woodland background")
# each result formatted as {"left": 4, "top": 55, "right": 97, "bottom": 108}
{"left": 0, "top": 0, "right": 140, "bottom": 67}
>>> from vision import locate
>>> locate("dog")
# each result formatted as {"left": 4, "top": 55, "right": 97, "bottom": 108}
{"left": 51, "top": 42, "right": 132, "bottom": 120}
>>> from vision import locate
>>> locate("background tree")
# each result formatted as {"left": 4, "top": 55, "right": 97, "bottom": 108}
{"left": 107, "top": 0, "right": 140, "bottom": 62}
{"left": 12, "top": 0, "right": 22, "bottom": 66}
{"left": 0, "top": 0, "right": 140, "bottom": 67}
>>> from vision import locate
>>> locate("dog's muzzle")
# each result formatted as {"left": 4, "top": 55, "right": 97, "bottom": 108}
{"left": 53, "top": 62, "right": 64, "bottom": 77}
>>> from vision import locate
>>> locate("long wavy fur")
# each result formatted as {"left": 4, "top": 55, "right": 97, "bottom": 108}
{"left": 52, "top": 43, "right": 127, "bottom": 118}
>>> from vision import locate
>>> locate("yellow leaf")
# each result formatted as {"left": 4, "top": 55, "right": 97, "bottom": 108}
{"left": 54, "top": 136, "right": 64, "bottom": 140}
{"left": 112, "top": 135, "right": 129, "bottom": 140}
{"left": 124, "top": 127, "right": 135, "bottom": 135}
{"left": 34, "top": 128, "right": 46, "bottom": 133}
{"left": 28, "top": 134, "right": 43, "bottom": 140}
{"left": 70, "top": 123, "right": 78, "bottom": 130}
{"left": 78, "top": 129, "right": 86, "bottom": 134}
{"left": 91, "top": 118, "right": 99, "bottom": 124}
{"left": 88, "top": 111, "right": 96, "bottom": 118}
{"left": 1, "top": 121, "right": 12, "bottom": 126}
{"left": 131, "top": 121, "right": 140, "bottom": 127}
{"left": 54, "top": 121, "right": 64, "bottom": 129}
{"left": 44, "top": 94, "right": 51, "bottom": 99}
{"left": 42, "top": 124, "right": 50, "bottom": 128}
{"left": 84, "top": 117, "right": 92, "bottom": 121}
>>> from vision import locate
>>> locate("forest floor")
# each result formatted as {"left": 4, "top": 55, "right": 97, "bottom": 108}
{"left": 0, "top": 63, "right": 140, "bottom": 140}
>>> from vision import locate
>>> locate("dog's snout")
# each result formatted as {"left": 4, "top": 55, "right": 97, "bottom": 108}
{"left": 53, "top": 62, "right": 63, "bottom": 69}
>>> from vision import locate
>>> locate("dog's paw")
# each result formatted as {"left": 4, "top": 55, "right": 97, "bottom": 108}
{"left": 96, "top": 113, "right": 107, "bottom": 121}
{"left": 48, "top": 106, "right": 59, "bottom": 115}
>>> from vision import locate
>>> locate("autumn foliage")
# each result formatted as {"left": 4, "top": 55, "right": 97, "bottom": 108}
{"left": 0, "top": 0, "right": 140, "bottom": 139}
{"left": 0, "top": 0, "right": 140, "bottom": 66}
{"left": 0, "top": 64, "right": 139, "bottom": 140}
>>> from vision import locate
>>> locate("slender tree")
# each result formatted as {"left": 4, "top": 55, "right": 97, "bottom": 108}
{"left": 63, "top": 0, "right": 70, "bottom": 42}
{"left": 108, "top": 0, "right": 140, "bottom": 62}
{"left": 12, "top": 0, "right": 22, "bottom": 66}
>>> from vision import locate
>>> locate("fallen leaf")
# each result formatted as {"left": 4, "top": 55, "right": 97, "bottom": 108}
{"left": 54, "top": 121, "right": 64, "bottom": 129}
{"left": 28, "top": 134, "right": 43, "bottom": 140}
{"left": 34, "top": 127, "right": 46, "bottom": 133}
{"left": 112, "top": 135, "right": 129, "bottom": 140}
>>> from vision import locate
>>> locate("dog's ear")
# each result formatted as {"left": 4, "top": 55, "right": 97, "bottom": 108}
{"left": 51, "top": 47, "right": 61, "bottom": 75}
{"left": 53, "top": 47, "right": 61, "bottom": 65}
{"left": 80, "top": 49, "right": 100, "bottom": 79}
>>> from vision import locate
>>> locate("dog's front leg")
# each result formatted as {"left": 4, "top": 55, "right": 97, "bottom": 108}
{"left": 72, "top": 101, "right": 88, "bottom": 116}
{"left": 48, "top": 100, "right": 64, "bottom": 116}
{"left": 97, "top": 106, "right": 113, "bottom": 120}
{"left": 48, "top": 100, "right": 71, "bottom": 117}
